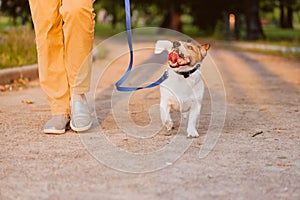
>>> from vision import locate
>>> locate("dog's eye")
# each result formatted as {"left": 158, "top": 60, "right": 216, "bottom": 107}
{"left": 173, "top": 41, "right": 181, "bottom": 47}
{"left": 187, "top": 45, "right": 194, "bottom": 50}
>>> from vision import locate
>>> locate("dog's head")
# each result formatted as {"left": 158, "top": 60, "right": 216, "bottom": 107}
{"left": 168, "top": 40, "right": 210, "bottom": 71}
{"left": 155, "top": 40, "right": 210, "bottom": 72}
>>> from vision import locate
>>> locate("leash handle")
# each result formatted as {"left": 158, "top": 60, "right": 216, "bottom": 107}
{"left": 115, "top": 0, "right": 168, "bottom": 92}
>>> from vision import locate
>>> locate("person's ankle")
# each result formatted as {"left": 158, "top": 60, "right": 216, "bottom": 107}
{"left": 71, "top": 93, "right": 86, "bottom": 102}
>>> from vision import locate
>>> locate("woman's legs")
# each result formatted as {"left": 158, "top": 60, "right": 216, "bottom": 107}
{"left": 29, "top": 0, "right": 95, "bottom": 133}
{"left": 60, "top": 0, "right": 95, "bottom": 94}
{"left": 60, "top": 0, "right": 95, "bottom": 131}
{"left": 29, "top": 0, "right": 70, "bottom": 116}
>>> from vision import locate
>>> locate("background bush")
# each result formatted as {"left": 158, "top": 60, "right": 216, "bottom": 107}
{"left": 0, "top": 26, "right": 37, "bottom": 69}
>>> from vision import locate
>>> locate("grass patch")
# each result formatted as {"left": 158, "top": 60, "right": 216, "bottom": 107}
{"left": 0, "top": 16, "right": 13, "bottom": 30}
{"left": 237, "top": 26, "right": 300, "bottom": 47}
{"left": 224, "top": 45, "right": 300, "bottom": 61}
{"left": 263, "top": 26, "right": 300, "bottom": 46}
{"left": 94, "top": 23, "right": 126, "bottom": 37}
{"left": 0, "top": 26, "right": 37, "bottom": 69}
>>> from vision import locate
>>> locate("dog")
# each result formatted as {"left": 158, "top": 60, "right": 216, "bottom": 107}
{"left": 155, "top": 40, "right": 210, "bottom": 137}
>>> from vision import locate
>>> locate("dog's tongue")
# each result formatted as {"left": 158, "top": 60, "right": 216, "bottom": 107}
{"left": 168, "top": 51, "right": 178, "bottom": 63}
{"left": 168, "top": 51, "right": 190, "bottom": 68}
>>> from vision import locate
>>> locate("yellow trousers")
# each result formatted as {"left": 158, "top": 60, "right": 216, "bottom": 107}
{"left": 29, "top": 0, "right": 95, "bottom": 115}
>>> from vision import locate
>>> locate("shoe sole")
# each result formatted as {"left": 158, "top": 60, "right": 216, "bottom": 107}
{"left": 70, "top": 121, "right": 92, "bottom": 132}
{"left": 43, "top": 121, "right": 70, "bottom": 135}
{"left": 44, "top": 128, "right": 66, "bottom": 134}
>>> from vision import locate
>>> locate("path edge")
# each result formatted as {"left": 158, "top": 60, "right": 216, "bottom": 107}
{"left": 0, "top": 64, "right": 38, "bottom": 85}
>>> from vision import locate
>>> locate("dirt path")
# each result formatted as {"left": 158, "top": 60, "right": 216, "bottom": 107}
{"left": 0, "top": 44, "right": 299, "bottom": 199}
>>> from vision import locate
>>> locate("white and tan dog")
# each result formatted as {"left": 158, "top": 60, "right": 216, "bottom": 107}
{"left": 155, "top": 40, "right": 210, "bottom": 137}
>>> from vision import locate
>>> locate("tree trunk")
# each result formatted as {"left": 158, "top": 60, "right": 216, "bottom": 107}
{"left": 160, "top": 3, "right": 182, "bottom": 32}
{"left": 245, "top": 0, "right": 265, "bottom": 40}
{"left": 111, "top": 9, "right": 117, "bottom": 29}
{"left": 286, "top": 5, "right": 293, "bottom": 29}
{"left": 170, "top": 4, "right": 182, "bottom": 32}
{"left": 280, "top": 0, "right": 287, "bottom": 28}
{"left": 234, "top": 13, "right": 241, "bottom": 40}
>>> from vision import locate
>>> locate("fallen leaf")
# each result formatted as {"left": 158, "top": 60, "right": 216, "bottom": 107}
{"left": 0, "top": 85, "right": 5, "bottom": 92}
{"left": 277, "top": 163, "right": 293, "bottom": 167}
{"left": 22, "top": 100, "right": 34, "bottom": 104}
{"left": 259, "top": 107, "right": 268, "bottom": 111}
{"left": 273, "top": 127, "right": 287, "bottom": 131}
{"left": 277, "top": 156, "right": 287, "bottom": 159}
{"left": 30, "top": 109, "right": 51, "bottom": 112}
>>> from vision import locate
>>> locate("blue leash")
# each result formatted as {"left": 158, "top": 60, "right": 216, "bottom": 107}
{"left": 115, "top": 0, "right": 168, "bottom": 92}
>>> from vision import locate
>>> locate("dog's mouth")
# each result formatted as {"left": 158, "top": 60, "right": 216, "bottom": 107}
{"left": 168, "top": 50, "right": 191, "bottom": 68}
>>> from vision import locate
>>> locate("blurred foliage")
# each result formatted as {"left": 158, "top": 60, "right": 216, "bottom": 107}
{"left": 0, "top": 0, "right": 299, "bottom": 40}
{"left": 263, "top": 26, "right": 300, "bottom": 43}
{"left": 0, "top": 25, "right": 37, "bottom": 68}
{"left": 94, "top": 0, "right": 232, "bottom": 34}
{"left": 93, "top": 0, "right": 266, "bottom": 40}
{"left": 260, "top": 0, "right": 300, "bottom": 29}
{"left": 0, "top": 0, "right": 299, "bottom": 68}
{"left": 0, "top": 0, "right": 31, "bottom": 25}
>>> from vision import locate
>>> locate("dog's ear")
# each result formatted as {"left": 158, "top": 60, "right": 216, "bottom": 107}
{"left": 198, "top": 43, "right": 210, "bottom": 57}
{"left": 201, "top": 44, "right": 210, "bottom": 51}
{"left": 155, "top": 40, "right": 173, "bottom": 54}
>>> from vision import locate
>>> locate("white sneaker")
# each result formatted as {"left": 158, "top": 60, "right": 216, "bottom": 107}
{"left": 44, "top": 115, "right": 70, "bottom": 134}
{"left": 70, "top": 94, "right": 92, "bottom": 132}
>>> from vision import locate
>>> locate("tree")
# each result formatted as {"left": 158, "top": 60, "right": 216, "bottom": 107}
{"left": 0, "top": 0, "right": 31, "bottom": 25}
{"left": 131, "top": 0, "right": 183, "bottom": 31}
{"left": 96, "top": 0, "right": 267, "bottom": 40}
{"left": 279, "top": 0, "right": 297, "bottom": 29}
{"left": 244, "top": 0, "right": 265, "bottom": 40}
{"left": 95, "top": 0, "right": 125, "bottom": 28}
{"left": 261, "top": 0, "right": 299, "bottom": 29}
{"left": 159, "top": 2, "right": 182, "bottom": 31}
{"left": 187, "top": 0, "right": 232, "bottom": 34}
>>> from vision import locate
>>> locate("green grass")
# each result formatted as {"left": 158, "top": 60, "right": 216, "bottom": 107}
{"left": 227, "top": 26, "right": 300, "bottom": 59}
{"left": 0, "top": 16, "right": 13, "bottom": 29}
{"left": 0, "top": 25, "right": 37, "bottom": 69}
{"left": 263, "top": 26, "right": 300, "bottom": 46}
{"left": 94, "top": 23, "right": 126, "bottom": 37}
{"left": 224, "top": 45, "right": 300, "bottom": 61}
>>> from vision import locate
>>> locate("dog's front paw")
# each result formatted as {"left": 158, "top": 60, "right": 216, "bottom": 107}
{"left": 187, "top": 128, "right": 199, "bottom": 138}
{"left": 164, "top": 120, "right": 173, "bottom": 131}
